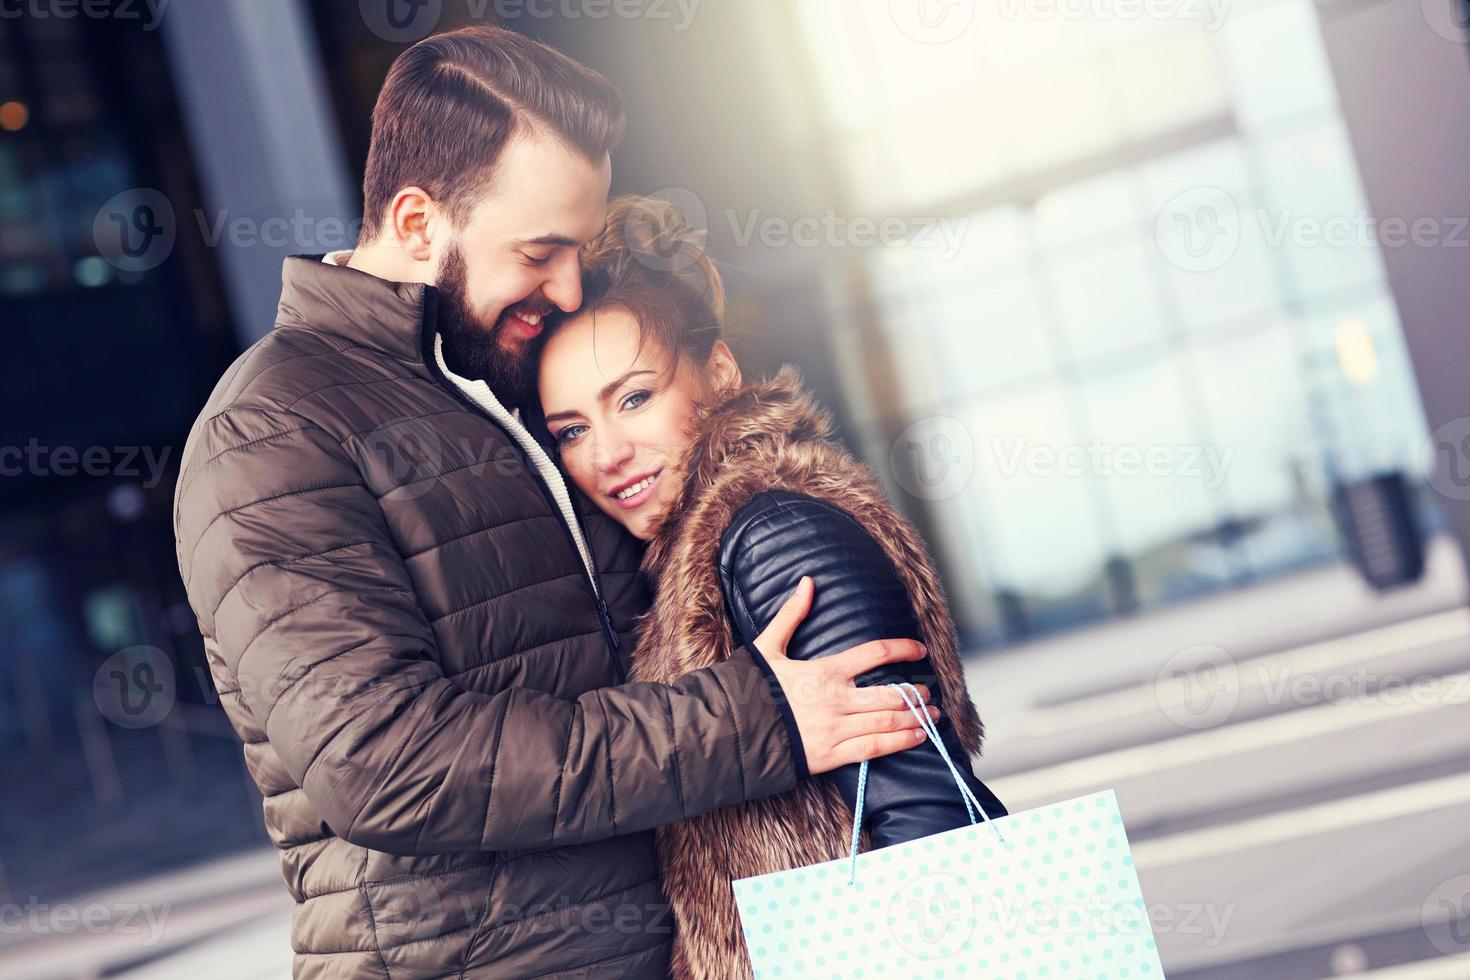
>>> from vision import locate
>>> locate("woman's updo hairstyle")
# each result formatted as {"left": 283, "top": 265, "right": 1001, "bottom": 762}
{"left": 561, "top": 194, "right": 726, "bottom": 376}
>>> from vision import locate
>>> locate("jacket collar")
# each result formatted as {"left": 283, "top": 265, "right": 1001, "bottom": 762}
{"left": 650, "top": 366, "right": 833, "bottom": 538}
{"left": 276, "top": 254, "right": 437, "bottom": 375}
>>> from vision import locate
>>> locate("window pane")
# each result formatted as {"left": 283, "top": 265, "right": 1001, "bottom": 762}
{"left": 967, "top": 388, "right": 1113, "bottom": 612}
{"left": 1046, "top": 236, "right": 1170, "bottom": 363}
{"left": 1100, "top": 29, "right": 1228, "bottom": 141}
{"left": 934, "top": 273, "right": 1055, "bottom": 395}
{"left": 1300, "top": 291, "right": 1432, "bottom": 477}
{"left": 1219, "top": 0, "right": 1338, "bottom": 132}
{"left": 1078, "top": 353, "right": 1217, "bottom": 557}
{"left": 1253, "top": 118, "right": 1385, "bottom": 299}
{"left": 1034, "top": 170, "right": 1138, "bottom": 251}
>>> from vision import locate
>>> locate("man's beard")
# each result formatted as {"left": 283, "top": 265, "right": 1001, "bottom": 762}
{"left": 435, "top": 244, "right": 535, "bottom": 409}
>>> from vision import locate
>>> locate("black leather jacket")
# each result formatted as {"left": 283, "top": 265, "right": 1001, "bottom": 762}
{"left": 719, "top": 489, "right": 1007, "bottom": 847}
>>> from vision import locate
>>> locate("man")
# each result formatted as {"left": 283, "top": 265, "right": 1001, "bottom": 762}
{"left": 173, "top": 25, "right": 937, "bottom": 978}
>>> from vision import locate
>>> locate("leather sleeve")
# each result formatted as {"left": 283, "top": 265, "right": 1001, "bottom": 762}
{"left": 175, "top": 409, "right": 799, "bottom": 855}
{"left": 718, "top": 490, "right": 1007, "bottom": 849}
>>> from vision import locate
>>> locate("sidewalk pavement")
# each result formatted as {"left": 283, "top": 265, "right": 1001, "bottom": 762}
{"left": 5, "top": 538, "right": 1465, "bottom": 979}
{"left": 963, "top": 535, "right": 1467, "bottom": 739}
{"left": 0, "top": 849, "right": 285, "bottom": 980}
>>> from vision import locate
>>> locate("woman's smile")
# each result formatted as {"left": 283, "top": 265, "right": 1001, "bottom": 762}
{"left": 608, "top": 468, "right": 663, "bottom": 510}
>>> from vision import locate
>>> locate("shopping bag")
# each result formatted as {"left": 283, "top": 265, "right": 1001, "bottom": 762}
{"left": 732, "top": 683, "right": 1166, "bottom": 978}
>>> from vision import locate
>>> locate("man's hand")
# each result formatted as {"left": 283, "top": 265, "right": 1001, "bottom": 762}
{"left": 753, "top": 576, "right": 938, "bottom": 776}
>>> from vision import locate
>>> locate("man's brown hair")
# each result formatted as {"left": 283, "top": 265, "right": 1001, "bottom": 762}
{"left": 360, "top": 25, "right": 624, "bottom": 240}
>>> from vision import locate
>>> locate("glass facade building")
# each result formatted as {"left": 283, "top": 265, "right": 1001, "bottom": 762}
{"left": 795, "top": 0, "right": 1437, "bottom": 642}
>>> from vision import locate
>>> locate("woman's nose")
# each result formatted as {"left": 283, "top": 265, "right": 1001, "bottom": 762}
{"left": 592, "top": 436, "right": 635, "bottom": 475}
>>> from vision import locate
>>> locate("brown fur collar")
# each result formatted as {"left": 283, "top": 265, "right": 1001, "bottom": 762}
{"left": 642, "top": 364, "right": 838, "bottom": 543}
{"left": 630, "top": 367, "right": 985, "bottom": 979}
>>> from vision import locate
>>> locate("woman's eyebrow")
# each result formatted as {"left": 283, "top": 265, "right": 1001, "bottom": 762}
{"left": 596, "top": 369, "right": 657, "bottom": 403}
{"left": 543, "top": 370, "right": 659, "bottom": 426}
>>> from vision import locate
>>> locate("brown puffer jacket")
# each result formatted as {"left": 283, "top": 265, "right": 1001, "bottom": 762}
{"left": 172, "top": 256, "right": 800, "bottom": 978}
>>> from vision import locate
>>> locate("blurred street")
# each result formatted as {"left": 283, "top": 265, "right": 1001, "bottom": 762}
{"left": 973, "top": 536, "right": 1470, "bottom": 978}
{"left": 0, "top": 540, "right": 1461, "bottom": 979}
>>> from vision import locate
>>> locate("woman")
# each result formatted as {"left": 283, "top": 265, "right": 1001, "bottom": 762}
{"left": 533, "top": 196, "right": 1006, "bottom": 978}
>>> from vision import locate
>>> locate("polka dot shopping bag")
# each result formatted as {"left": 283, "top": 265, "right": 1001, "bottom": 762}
{"left": 732, "top": 684, "right": 1166, "bottom": 978}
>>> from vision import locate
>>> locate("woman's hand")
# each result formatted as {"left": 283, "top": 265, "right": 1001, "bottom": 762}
{"left": 753, "top": 576, "right": 939, "bottom": 776}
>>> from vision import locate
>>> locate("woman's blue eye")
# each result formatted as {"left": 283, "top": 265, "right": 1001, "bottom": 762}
{"left": 555, "top": 424, "right": 588, "bottom": 446}
{"left": 621, "top": 390, "right": 651, "bottom": 411}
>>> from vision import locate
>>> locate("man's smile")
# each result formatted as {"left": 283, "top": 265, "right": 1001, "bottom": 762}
{"left": 501, "top": 301, "right": 550, "bottom": 341}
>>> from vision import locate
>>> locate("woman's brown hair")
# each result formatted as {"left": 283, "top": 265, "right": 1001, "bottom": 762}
{"left": 550, "top": 194, "right": 728, "bottom": 377}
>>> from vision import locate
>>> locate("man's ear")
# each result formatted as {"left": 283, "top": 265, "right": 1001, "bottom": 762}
{"left": 707, "top": 340, "right": 742, "bottom": 394}
{"left": 385, "top": 186, "right": 437, "bottom": 263}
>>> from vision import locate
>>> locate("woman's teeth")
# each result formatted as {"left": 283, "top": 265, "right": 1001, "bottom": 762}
{"left": 516, "top": 311, "right": 542, "bottom": 325}
{"left": 614, "top": 473, "right": 658, "bottom": 501}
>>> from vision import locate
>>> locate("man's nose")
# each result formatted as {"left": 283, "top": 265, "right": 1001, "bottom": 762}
{"left": 543, "top": 254, "right": 583, "bottom": 314}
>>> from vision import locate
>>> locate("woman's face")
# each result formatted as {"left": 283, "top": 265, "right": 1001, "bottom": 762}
{"left": 537, "top": 306, "right": 739, "bottom": 540}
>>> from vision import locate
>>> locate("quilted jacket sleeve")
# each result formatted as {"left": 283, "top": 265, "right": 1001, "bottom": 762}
{"left": 719, "top": 490, "right": 1007, "bottom": 849}
{"left": 176, "top": 409, "right": 799, "bottom": 855}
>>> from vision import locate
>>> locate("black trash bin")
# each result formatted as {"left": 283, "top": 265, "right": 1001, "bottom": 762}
{"left": 1331, "top": 470, "right": 1426, "bottom": 590}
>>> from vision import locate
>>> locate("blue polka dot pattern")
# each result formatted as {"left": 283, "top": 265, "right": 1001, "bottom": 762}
{"left": 731, "top": 790, "right": 1164, "bottom": 979}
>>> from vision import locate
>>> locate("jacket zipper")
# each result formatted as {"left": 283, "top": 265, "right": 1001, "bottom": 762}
{"left": 419, "top": 338, "right": 624, "bottom": 671}
{"left": 532, "top": 455, "right": 625, "bottom": 665}
{"left": 534, "top": 458, "right": 625, "bottom": 674}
